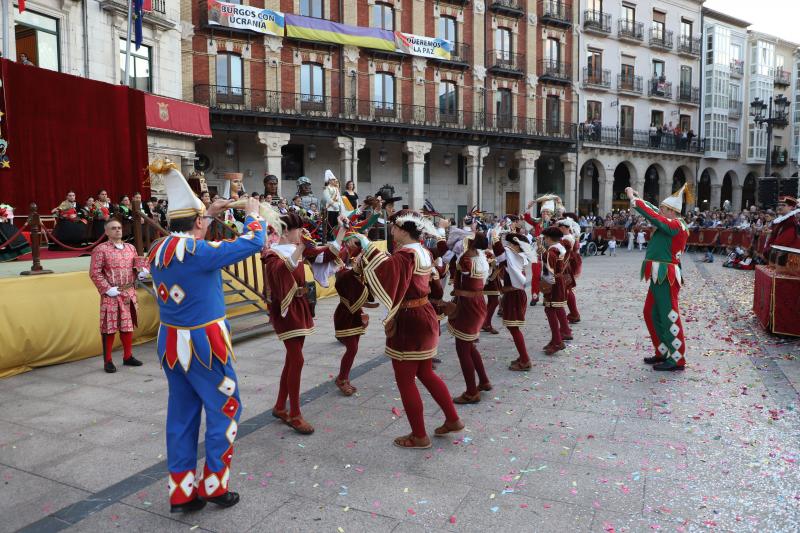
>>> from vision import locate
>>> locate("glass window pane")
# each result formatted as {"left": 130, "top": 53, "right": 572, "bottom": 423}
{"left": 230, "top": 56, "right": 242, "bottom": 94}
{"left": 386, "top": 76, "right": 394, "bottom": 107}
{"left": 16, "top": 9, "right": 57, "bottom": 32}
{"left": 300, "top": 0, "right": 309, "bottom": 16}
{"left": 301, "top": 64, "right": 310, "bottom": 95}
{"left": 216, "top": 55, "right": 229, "bottom": 87}
{"left": 374, "top": 74, "right": 383, "bottom": 103}
{"left": 313, "top": 65, "right": 323, "bottom": 96}
{"left": 36, "top": 31, "right": 59, "bottom": 71}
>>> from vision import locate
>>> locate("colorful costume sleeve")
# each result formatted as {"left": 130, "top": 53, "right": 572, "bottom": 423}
{"left": 361, "top": 244, "right": 416, "bottom": 324}
{"left": 89, "top": 246, "right": 112, "bottom": 294}
{"left": 195, "top": 216, "right": 266, "bottom": 271}
{"left": 631, "top": 198, "right": 681, "bottom": 236}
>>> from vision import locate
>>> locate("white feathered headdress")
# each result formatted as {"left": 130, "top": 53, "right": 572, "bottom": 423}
{"left": 393, "top": 211, "right": 439, "bottom": 238}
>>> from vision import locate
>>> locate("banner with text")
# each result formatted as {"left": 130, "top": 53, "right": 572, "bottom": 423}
{"left": 207, "top": 0, "right": 284, "bottom": 36}
{"left": 394, "top": 32, "right": 452, "bottom": 60}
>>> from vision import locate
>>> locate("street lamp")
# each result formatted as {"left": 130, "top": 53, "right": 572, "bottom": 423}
{"left": 751, "top": 94, "right": 791, "bottom": 177}
{"left": 307, "top": 144, "right": 317, "bottom": 161}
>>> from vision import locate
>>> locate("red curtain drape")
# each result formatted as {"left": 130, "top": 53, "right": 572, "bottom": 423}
{"left": 0, "top": 59, "right": 149, "bottom": 213}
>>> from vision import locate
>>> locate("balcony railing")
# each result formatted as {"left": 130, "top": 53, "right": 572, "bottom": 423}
{"left": 490, "top": 0, "right": 524, "bottom": 17}
{"left": 729, "top": 100, "right": 742, "bottom": 118}
{"left": 678, "top": 35, "right": 701, "bottom": 56}
{"left": 432, "top": 41, "right": 471, "bottom": 65}
{"left": 677, "top": 84, "right": 700, "bottom": 105}
{"left": 487, "top": 50, "right": 524, "bottom": 75}
{"left": 582, "top": 67, "right": 610, "bottom": 89}
{"left": 648, "top": 78, "right": 672, "bottom": 99}
{"left": 617, "top": 74, "right": 643, "bottom": 94}
{"left": 579, "top": 125, "right": 705, "bottom": 154}
{"left": 617, "top": 19, "right": 643, "bottom": 41}
{"left": 151, "top": 0, "right": 166, "bottom": 14}
{"left": 772, "top": 149, "right": 788, "bottom": 166}
{"left": 649, "top": 28, "right": 673, "bottom": 50}
{"left": 774, "top": 69, "right": 791, "bottom": 86}
{"left": 195, "top": 85, "right": 578, "bottom": 141}
{"left": 538, "top": 59, "right": 572, "bottom": 82}
{"left": 539, "top": 0, "right": 572, "bottom": 26}
{"left": 584, "top": 10, "right": 611, "bottom": 34}
{"left": 727, "top": 142, "right": 740, "bottom": 159}
{"left": 730, "top": 60, "right": 744, "bottom": 77}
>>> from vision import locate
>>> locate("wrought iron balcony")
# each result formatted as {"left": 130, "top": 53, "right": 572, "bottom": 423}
{"left": 194, "top": 85, "right": 579, "bottom": 141}
{"left": 648, "top": 78, "right": 672, "bottom": 99}
{"left": 772, "top": 148, "right": 788, "bottom": 166}
{"left": 539, "top": 0, "right": 572, "bottom": 27}
{"left": 649, "top": 28, "right": 673, "bottom": 50}
{"left": 774, "top": 69, "right": 791, "bottom": 86}
{"left": 678, "top": 35, "right": 701, "bottom": 57}
{"left": 151, "top": 0, "right": 166, "bottom": 13}
{"left": 677, "top": 84, "right": 700, "bottom": 105}
{"left": 583, "top": 10, "right": 611, "bottom": 34}
{"left": 487, "top": 50, "right": 525, "bottom": 76}
{"left": 489, "top": 0, "right": 524, "bottom": 17}
{"left": 582, "top": 67, "right": 610, "bottom": 90}
{"left": 617, "top": 74, "right": 643, "bottom": 94}
{"left": 617, "top": 19, "right": 643, "bottom": 41}
{"left": 730, "top": 60, "right": 744, "bottom": 77}
{"left": 727, "top": 142, "right": 740, "bottom": 159}
{"left": 578, "top": 125, "right": 705, "bottom": 154}
{"left": 99, "top": 0, "right": 173, "bottom": 30}
{"left": 430, "top": 41, "right": 471, "bottom": 66}
{"left": 538, "top": 59, "right": 572, "bottom": 83}
{"left": 729, "top": 100, "right": 742, "bottom": 119}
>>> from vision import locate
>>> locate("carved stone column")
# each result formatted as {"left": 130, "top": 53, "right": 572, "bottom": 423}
{"left": 463, "top": 145, "right": 489, "bottom": 209}
{"left": 516, "top": 149, "right": 540, "bottom": 214}
{"left": 256, "top": 132, "right": 291, "bottom": 196}
{"left": 334, "top": 136, "right": 367, "bottom": 187}
{"left": 560, "top": 153, "right": 577, "bottom": 212}
{"left": 403, "top": 141, "right": 432, "bottom": 210}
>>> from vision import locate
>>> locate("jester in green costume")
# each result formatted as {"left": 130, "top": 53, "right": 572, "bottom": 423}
{"left": 626, "top": 185, "right": 690, "bottom": 371}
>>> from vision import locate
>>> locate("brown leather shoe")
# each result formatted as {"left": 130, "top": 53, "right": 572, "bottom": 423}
{"left": 453, "top": 392, "right": 481, "bottom": 404}
{"left": 509, "top": 360, "right": 532, "bottom": 371}
{"left": 434, "top": 419, "right": 465, "bottom": 436}
{"left": 478, "top": 382, "right": 493, "bottom": 392}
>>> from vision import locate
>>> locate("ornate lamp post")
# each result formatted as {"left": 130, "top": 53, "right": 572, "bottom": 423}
{"left": 750, "top": 95, "right": 790, "bottom": 177}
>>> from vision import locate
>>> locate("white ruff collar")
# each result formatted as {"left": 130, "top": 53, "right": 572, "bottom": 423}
{"left": 271, "top": 243, "right": 297, "bottom": 256}
{"left": 402, "top": 242, "right": 432, "bottom": 268}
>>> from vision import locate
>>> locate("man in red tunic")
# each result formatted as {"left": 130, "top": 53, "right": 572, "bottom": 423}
{"left": 89, "top": 218, "right": 148, "bottom": 373}
{"left": 361, "top": 210, "right": 464, "bottom": 449}
{"left": 763, "top": 196, "right": 800, "bottom": 258}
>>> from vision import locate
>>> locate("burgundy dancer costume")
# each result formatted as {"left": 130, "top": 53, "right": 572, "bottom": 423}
{"left": 447, "top": 233, "right": 493, "bottom": 403}
{"left": 361, "top": 211, "right": 463, "bottom": 449}
{"left": 541, "top": 227, "right": 572, "bottom": 355}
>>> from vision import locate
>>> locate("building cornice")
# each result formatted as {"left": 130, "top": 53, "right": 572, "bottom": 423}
{"left": 701, "top": 8, "right": 750, "bottom": 29}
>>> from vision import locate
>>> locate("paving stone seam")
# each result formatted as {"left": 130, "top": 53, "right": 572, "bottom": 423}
{"left": 15, "top": 351, "right": 392, "bottom": 533}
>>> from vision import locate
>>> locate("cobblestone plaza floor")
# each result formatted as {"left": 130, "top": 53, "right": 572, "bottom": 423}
{"left": 1, "top": 251, "right": 798, "bottom": 532}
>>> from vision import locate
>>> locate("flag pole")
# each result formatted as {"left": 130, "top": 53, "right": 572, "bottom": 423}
{"left": 123, "top": 0, "right": 133, "bottom": 86}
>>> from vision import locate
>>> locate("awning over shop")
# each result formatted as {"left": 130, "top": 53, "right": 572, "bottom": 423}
{"left": 144, "top": 94, "right": 212, "bottom": 138}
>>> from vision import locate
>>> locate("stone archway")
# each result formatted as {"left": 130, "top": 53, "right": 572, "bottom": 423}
{"left": 721, "top": 171, "right": 736, "bottom": 208}
{"left": 741, "top": 173, "right": 757, "bottom": 210}
{"left": 579, "top": 159, "right": 603, "bottom": 216}
{"left": 698, "top": 168, "right": 716, "bottom": 210}
{"left": 612, "top": 162, "right": 635, "bottom": 211}
{"left": 643, "top": 164, "right": 664, "bottom": 205}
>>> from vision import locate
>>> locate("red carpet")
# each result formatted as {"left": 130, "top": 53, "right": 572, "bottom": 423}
{"left": 15, "top": 249, "right": 89, "bottom": 261}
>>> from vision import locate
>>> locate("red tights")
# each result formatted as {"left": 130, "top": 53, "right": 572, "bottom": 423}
{"left": 102, "top": 331, "right": 133, "bottom": 363}
{"left": 530, "top": 262, "right": 542, "bottom": 302}
{"left": 392, "top": 359, "right": 459, "bottom": 438}
{"left": 455, "top": 339, "right": 490, "bottom": 395}
{"left": 275, "top": 337, "right": 305, "bottom": 417}
{"left": 483, "top": 295, "right": 499, "bottom": 328}
{"left": 507, "top": 326, "right": 530, "bottom": 364}
{"left": 337, "top": 336, "right": 360, "bottom": 381}
{"left": 544, "top": 307, "right": 571, "bottom": 346}
{"left": 567, "top": 289, "right": 580, "bottom": 320}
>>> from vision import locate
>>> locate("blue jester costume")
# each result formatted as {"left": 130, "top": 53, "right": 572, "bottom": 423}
{"left": 148, "top": 162, "right": 265, "bottom": 508}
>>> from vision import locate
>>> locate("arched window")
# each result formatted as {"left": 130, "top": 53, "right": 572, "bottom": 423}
{"left": 216, "top": 53, "right": 243, "bottom": 103}
{"left": 373, "top": 2, "right": 394, "bottom": 31}
{"left": 374, "top": 72, "right": 395, "bottom": 115}
{"left": 300, "top": 62, "right": 325, "bottom": 110}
